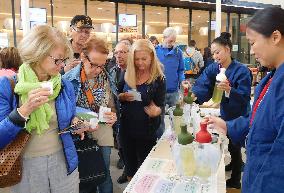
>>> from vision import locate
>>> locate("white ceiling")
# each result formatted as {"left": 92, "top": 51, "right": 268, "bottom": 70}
{"left": 239, "top": 0, "right": 284, "bottom": 8}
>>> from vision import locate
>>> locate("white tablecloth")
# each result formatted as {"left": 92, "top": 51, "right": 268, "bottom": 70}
{"left": 123, "top": 139, "right": 226, "bottom": 193}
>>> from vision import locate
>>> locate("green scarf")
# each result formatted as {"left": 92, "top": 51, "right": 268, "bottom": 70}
{"left": 14, "top": 63, "right": 61, "bottom": 134}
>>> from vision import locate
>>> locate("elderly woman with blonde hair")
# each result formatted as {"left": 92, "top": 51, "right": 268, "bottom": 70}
{"left": 0, "top": 25, "right": 92, "bottom": 193}
{"left": 118, "top": 39, "right": 166, "bottom": 180}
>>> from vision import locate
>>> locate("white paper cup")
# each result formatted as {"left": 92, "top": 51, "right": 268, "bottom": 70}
{"left": 90, "top": 118, "right": 99, "bottom": 129}
{"left": 41, "top": 82, "right": 53, "bottom": 95}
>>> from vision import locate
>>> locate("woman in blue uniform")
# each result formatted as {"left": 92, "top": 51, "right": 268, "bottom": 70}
{"left": 191, "top": 32, "right": 252, "bottom": 189}
{"left": 208, "top": 7, "right": 284, "bottom": 193}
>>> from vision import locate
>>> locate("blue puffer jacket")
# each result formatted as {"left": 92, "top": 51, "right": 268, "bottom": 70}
{"left": 0, "top": 76, "right": 78, "bottom": 175}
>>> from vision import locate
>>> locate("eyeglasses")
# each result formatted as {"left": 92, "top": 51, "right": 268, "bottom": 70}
{"left": 49, "top": 55, "right": 69, "bottom": 66}
{"left": 72, "top": 27, "right": 92, "bottom": 35}
{"left": 113, "top": 50, "right": 128, "bottom": 56}
{"left": 85, "top": 55, "right": 105, "bottom": 70}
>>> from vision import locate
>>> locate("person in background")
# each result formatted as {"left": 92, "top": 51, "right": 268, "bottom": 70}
{"left": 61, "top": 15, "right": 93, "bottom": 74}
{"left": 119, "top": 36, "right": 134, "bottom": 46}
{"left": 185, "top": 40, "right": 204, "bottom": 77}
{"left": 106, "top": 40, "right": 131, "bottom": 184}
{"left": 63, "top": 36, "right": 117, "bottom": 193}
{"left": 191, "top": 32, "right": 251, "bottom": 189}
{"left": 207, "top": 7, "right": 284, "bottom": 193}
{"left": 203, "top": 47, "right": 214, "bottom": 69}
{"left": 0, "top": 25, "right": 91, "bottom": 193}
{"left": 156, "top": 27, "right": 184, "bottom": 138}
{"left": 156, "top": 27, "right": 184, "bottom": 107}
{"left": 0, "top": 47, "right": 22, "bottom": 76}
{"left": 149, "top": 36, "right": 159, "bottom": 47}
{"left": 118, "top": 39, "right": 166, "bottom": 181}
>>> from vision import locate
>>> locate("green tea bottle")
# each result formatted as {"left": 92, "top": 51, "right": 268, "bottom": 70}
{"left": 178, "top": 124, "right": 194, "bottom": 145}
{"left": 183, "top": 91, "right": 193, "bottom": 105}
{"left": 173, "top": 103, "right": 183, "bottom": 135}
{"left": 212, "top": 68, "right": 226, "bottom": 103}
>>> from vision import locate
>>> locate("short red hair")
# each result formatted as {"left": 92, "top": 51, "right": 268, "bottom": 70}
{"left": 83, "top": 35, "right": 109, "bottom": 55}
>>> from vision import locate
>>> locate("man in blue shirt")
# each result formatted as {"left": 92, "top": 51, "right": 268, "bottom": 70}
{"left": 156, "top": 27, "right": 184, "bottom": 107}
{"left": 156, "top": 27, "right": 185, "bottom": 137}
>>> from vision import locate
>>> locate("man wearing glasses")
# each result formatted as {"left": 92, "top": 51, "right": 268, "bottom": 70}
{"left": 61, "top": 15, "right": 93, "bottom": 74}
{"left": 106, "top": 41, "right": 131, "bottom": 184}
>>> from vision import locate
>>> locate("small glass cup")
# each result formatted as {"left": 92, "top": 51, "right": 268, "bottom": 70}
{"left": 195, "top": 143, "right": 222, "bottom": 192}
{"left": 172, "top": 142, "right": 197, "bottom": 182}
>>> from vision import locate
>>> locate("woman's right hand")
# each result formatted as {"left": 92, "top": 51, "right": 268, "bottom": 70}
{"left": 118, "top": 92, "right": 134, "bottom": 102}
{"left": 18, "top": 87, "right": 51, "bottom": 118}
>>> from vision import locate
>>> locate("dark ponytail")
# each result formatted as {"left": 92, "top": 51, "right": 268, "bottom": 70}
{"left": 212, "top": 32, "right": 232, "bottom": 51}
{"left": 247, "top": 6, "right": 284, "bottom": 38}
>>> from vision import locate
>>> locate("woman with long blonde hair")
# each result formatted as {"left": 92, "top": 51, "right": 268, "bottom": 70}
{"left": 118, "top": 39, "right": 166, "bottom": 180}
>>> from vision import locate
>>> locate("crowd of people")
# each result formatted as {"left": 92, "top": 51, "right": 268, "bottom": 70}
{"left": 0, "top": 6, "right": 284, "bottom": 193}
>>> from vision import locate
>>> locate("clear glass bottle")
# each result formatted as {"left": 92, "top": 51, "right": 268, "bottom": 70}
{"left": 173, "top": 103, "right": 183, "bottom": 135}
{"left": 212, "top": 68, "right": 226, "bottom": 103}
{"left": 177, "top": 124, "right": 195, "bottom": 179}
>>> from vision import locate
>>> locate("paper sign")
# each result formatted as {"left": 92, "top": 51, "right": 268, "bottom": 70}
{"left": 134, "top": 174, "right": 159, "bottom": 193}
{"left": 174, "top": 182, "right": 200, "bottom": 193}
{"left": 145, "top": 159, "right": 165, "bottom": 172}
{"left": 153, "top": 179, "right": 175, "bottom": 193}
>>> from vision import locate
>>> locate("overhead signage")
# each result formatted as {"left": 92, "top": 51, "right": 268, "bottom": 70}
{"left": 29, "top": 7, "right": 47, "bottom": 23}
{"left": 119, "top": 14, "right": 137, "bottom": 27}
{"left": 119, "top": 26, "right": 138, "bottom": 33}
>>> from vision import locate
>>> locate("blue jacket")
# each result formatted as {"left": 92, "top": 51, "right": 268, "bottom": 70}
{"left": 226, "top": 63, "right": 284, "bottom": 193}
{"left": 156, "top": 45, "right": 184, "bottom": 93}
{"left": 63, "top": 63, "right": 117, "bottom": 100}
{"left": 192, "top": 60, "right": 251, "bottom": 121}
{"left": 0, "top": 76, "right": 78, "bottom": 175}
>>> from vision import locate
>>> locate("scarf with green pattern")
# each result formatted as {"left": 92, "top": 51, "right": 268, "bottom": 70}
{"left": 14, "top": 63, "right": 61, "bottom": 134}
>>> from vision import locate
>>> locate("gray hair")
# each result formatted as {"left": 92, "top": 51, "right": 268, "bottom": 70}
{"left": 163, "top": 27, "right": 177, "bottom": 38}
{"left": 116, "top": 41, "right": 131, "bottom": 50}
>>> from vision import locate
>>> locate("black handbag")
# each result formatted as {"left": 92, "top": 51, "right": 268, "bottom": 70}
{"left": 74, "top": 135, "right": 107, "bottom": 187}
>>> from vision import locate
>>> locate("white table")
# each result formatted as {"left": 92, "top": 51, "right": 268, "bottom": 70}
{"left": 123, "top": 138, "right": 226, "bottom": 193}
{"left": 124, "top": 105, "right": 225, "bottom": 193}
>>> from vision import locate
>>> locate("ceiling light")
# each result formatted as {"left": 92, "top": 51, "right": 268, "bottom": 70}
{"left": 174, "top": 8, "right": 180, "bottom": 10}
{"left": 157, "top": 13, "right": 161, "bottom": 15}
{"left": 198, "top": 15, "right": 201, "bottom": 18}
{"left": 98, "top": 8, "right": 103, "bottom": 10}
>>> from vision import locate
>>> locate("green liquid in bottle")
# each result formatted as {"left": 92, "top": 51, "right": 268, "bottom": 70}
{"left": 174, "top": 116, "right": 182, "bottom": 135}
{"left": 212, "top": 83, "right": 223, "bottom": 103}
{"left": 180, "top": 147, "right": 196, "bottom": 177}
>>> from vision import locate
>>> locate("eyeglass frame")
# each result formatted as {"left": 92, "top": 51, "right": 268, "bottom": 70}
{"left": 71, "top": 26, "right": 93, "bottom": 35}
{"left": 84, "top": 54, "right": 105, "bottom": 70}
{"left": 49, "top": 55, "right": 69, "bottom": 66}
{"left": 113, "top": 50, "right": 129, "bottom": 56}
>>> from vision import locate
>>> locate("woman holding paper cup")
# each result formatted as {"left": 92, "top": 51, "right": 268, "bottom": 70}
{"left": 118, "top": 39, "right": 166, "bottom": 180}
{"left": 190, "top": 32, "right": 252, "bottom": 189}
{"left": 0, "top": 25, "right": 89, "bottom": 193}
{"left": 63, "top": 36, "right": 117, "bottom": 193}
